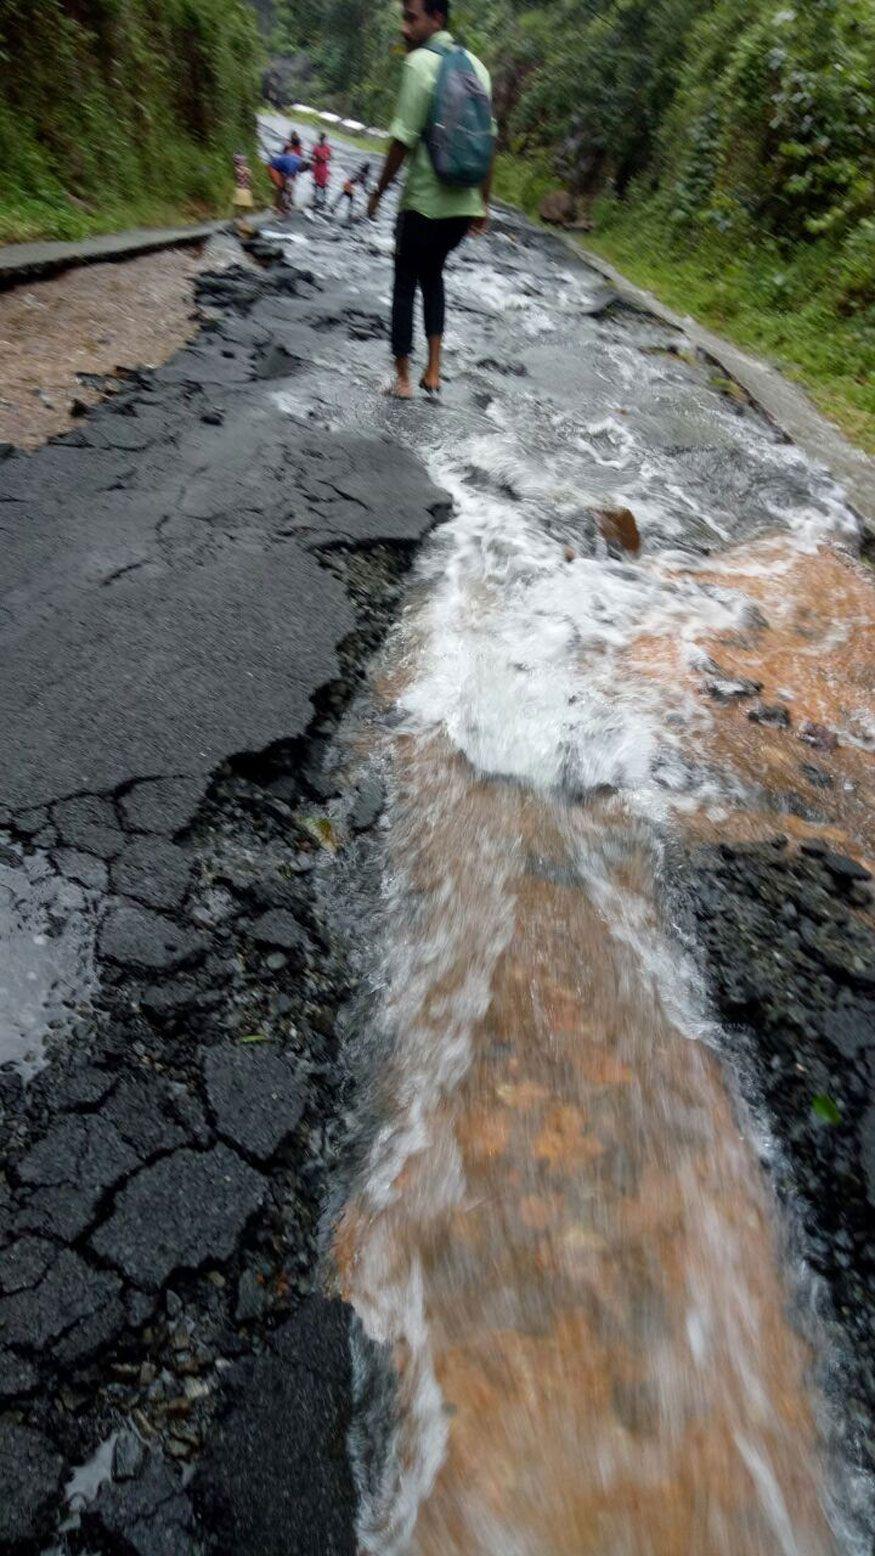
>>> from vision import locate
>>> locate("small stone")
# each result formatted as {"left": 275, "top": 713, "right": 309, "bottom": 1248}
{"left": 799, "top": 720, "right": 839, "bottom": 752}
{"left": 111, "top": 1362, "right": 140, "bottom": 1380}
{"left": 248, "top": 909, "right": 309, "bottom": 957}
{"left": 60, "top": 1385, "right": 88, "bottom": 1412}
{"left": 201, "top": 411, "right": 224, "bottom": 425}
{"left": 112, "top": 1429, "right": 147, "bottom": 1482}
{"left": 594, "top": 506, "right": 641, "bottom": 556}
{"left": 266, "top": 951, "right": 288, "bottom": 972}
{"left": 236, "top": 1266, "right": 267, "bottom": 1322}
{"left": 350, "top": 773, "right": 386, "bottom": 833}
{"left": 747, "top": 702, "right": 791, "bottom": 728}
{"left": 705, "top": 674, "right": 763, "bottom": 703}
{"left": 821, "top": 851, "right": 871, "bottom": 886}
{"left": 801, "top": 763, "right": 833, "bottom": 789}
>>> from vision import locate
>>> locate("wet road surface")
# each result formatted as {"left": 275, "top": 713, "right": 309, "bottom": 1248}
{"left": 0, "top": 142, "right": 872, "bottom": 1553}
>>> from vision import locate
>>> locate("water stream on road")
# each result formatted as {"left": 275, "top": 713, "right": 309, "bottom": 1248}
{"left": 261, "top": 162, "right": 871, "bottom": 1551}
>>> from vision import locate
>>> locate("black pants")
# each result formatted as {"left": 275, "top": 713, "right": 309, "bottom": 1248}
{"left": 391, "top": 210, "right": 471, "bottom": 359}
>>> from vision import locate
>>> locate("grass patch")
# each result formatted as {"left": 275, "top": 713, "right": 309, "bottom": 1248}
{"left": 0, "top": 179, "right": 236, "bottom": 247}
{"left": 492, "top": 151, "right": 559, "bottom": 219}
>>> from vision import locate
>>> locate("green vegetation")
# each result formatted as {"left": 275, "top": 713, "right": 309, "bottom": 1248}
{"left": 811, "top": 1093, "right": 842, "bottom": 1125}
{"left": 0, "top": 0, "right": 263, "bottom": 243}
{"left": 270, "top": 0, "right": 874, "bottom": 449}
{"left": 270, "top": 0, "right": 403, "bottom": 123}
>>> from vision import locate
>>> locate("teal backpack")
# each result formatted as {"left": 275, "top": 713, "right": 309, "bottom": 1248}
{"left": 424, "top": 40, "right": 495, "bottom": 189}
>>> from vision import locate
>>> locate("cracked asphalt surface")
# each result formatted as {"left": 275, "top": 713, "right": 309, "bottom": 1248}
{"left": 0, "top": 217, "right": 448, "bottom": 1552}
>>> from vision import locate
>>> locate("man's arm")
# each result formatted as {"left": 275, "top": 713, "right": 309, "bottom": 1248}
{"left": 368, "top": 53, "right": 431, "bottom": 218}
{"left": 368, "top": 139, "right": 408, "bottom": 217}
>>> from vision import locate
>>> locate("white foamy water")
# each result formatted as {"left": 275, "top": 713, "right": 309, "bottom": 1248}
{"left": 416, "top": 478, "right": 731, "bottom": 799}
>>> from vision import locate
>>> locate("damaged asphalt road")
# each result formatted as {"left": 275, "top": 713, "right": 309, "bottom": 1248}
{"left": 2, "top": 195, "right": 874, "bottom": 1553}
{"left": 0, "top": 237, "right": 448, "bottom": 1553}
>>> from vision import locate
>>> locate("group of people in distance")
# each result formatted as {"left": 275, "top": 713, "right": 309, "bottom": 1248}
{"left": 267, "top": 131, "right": 372, "bottom": 221}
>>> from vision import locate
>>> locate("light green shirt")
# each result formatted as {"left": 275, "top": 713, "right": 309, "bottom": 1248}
{"left": 389, "top": 31, "right": 494, "bottom": 220}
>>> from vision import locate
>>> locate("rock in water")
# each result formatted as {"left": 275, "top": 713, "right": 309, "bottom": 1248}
{"left": 594, "top": 506, "right": 641, "bottom": 556}
{"left": 799, "top": 720, "right": 839, "bottom": 752}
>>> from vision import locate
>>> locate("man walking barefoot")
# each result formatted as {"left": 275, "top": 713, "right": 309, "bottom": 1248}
{"left": 368, "top": 0, "right": 494, "bottom": 399}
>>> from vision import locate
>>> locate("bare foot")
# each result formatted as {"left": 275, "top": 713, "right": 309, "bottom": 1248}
{"left": 419, "top": 373, "right": 441, "bottom": 395}
{"left": 383, "top": 376, "right": 414, "bottom": 399}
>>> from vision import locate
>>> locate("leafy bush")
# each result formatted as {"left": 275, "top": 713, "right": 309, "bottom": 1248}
{"left": 0, "top": 0, "right": 262, "bottom": 241}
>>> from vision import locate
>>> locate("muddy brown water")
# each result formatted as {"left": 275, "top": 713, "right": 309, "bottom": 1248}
{"left": 337, "top": 737, "right": 836, "bottom": 1554}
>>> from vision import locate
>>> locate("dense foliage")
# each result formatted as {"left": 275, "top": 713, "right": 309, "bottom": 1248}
{"left": 275, "top": 0, "right": 873, "bottom": 252}
{"left": 0, "top": 0, "right": 262, "bottom": 240}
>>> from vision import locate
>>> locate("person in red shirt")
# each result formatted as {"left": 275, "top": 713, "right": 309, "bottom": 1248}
{"left": 311, "top": 133, "right": 332, "bottom": 211}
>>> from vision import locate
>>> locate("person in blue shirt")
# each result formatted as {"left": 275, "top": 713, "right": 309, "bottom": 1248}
{"left": 268, "top": 139, "right": 308, "bottom": 213}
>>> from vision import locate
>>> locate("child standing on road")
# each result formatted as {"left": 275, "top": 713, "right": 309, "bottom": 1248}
{"left": 332, "top": 162, "right": 372, "bottom": 224}
{"left": 311, "top": 133, "right": 332, "bottom": 211}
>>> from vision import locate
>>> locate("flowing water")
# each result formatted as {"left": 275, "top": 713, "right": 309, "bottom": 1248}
{"left": 264, "top": 165, "right": 872, "bottom": 1552}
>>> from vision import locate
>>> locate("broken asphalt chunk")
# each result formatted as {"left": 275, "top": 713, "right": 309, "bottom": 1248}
{"left": 0, "top": 1247, "right": 122, "bottom": 1355}
{"left": 0, "top": 1423, "right": 64, "bottom": 1547}
{"left": 89, "top": 1145, "right": 265, "bottom": 1290}
{"left": 98, "top": 901, "right": 206, "bottom": 971}
{"left": 204, "top": 1045, "right": 305, "bottom": 1162}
